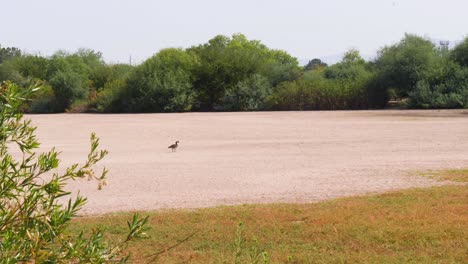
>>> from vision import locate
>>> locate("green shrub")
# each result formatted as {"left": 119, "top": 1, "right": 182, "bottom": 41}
{"left": 189, "top": 34, "right": 299, "bottom": 110}
{"left": 221, "top": 74, "right": 272, "bottom": 111}
{"left": 0, "top": 81, "right": 148, "bottom": 263}
{"left": 374, "top": 34, "right": 438, "bottom": 97}
{"left": 267, "top": 50, "right": 383, "bottom": 110}
{"left": 451, "top": 37, "right": 468, "bottom": 67}
{"left": 122, "top": 48, "right": 197, "bottom": 112}
{"left": 408, "top": 81, "right": 467, "bottom": 109}
{"left": 0, "top": 60, "right": 29, "bottom": 86}
{"left": 67, "top": 99, "right": 91, "bottom": 113}
{"left": 28, "top": 83, "right": 57, "bottom": 113}
{"left": 49, "top": 69, "right": 88, "bottom": 112}
{"left": 408, "top": 63, "right": 468, "bottom": 109}
{"left": 92, "top": 79, "right": 127, "bottom": 112}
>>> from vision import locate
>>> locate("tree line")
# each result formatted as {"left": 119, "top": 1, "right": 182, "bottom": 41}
{"left": 1, "top": 33, "right": 467, "bottom": 113}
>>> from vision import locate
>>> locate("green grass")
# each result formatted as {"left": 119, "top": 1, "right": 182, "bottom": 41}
{"left": 418, "top": 168, "right": 468, "bottom": 182}
{"left": 70, "top": 184, "right": 468, "bottom": 263}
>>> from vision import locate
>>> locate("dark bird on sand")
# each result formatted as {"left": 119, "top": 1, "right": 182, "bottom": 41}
{"left": 168, "top": 141, "right": 179, "bottom": 152}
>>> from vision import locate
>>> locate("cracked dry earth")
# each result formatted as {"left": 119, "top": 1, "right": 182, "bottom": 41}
{"left": 27, "top": 109, "right": 468, "bottom": 215}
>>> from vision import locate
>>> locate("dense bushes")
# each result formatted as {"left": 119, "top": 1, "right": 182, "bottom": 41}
{"left": 451, "top": 37, "right": 468, "bottom": 67}
{"left": 0, "top": 33, "right": 467, "bottom": 112}
{"left": 0, "top": 49, "right": 119, "bottom": 113}
{"left": 117, "top": 48, "right": 198, "bottom": 112}
{"left": 267, "top": 50, "right": 385, "bottom": 110}
{"left": 267, "top": 76, "right": 375, "bottom": 110}
{"left": 408, "top": 63, "right": 468, "bottom": 108}
{"left": 49, "top": 69, "right": 87, "bottom": 111}
{"left": 111, "top": 34, "right": 299, "bottom": 112}
{"left": 373, "top": 34, "right": 468, "bottom": 109}
{"left": 187, "top": 34, "right": 299, "bottom": 110}
{"left": 374, "top": 34, "right": 439, "bottom": 97}
{"left": 222, "top": 74, "right": 272, "bottom": 111}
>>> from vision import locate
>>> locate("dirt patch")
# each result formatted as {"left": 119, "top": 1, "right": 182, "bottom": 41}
{"left": 26, "top": 110, "right": 468, "bottom": 214}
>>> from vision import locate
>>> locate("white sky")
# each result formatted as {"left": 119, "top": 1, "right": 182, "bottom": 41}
{"left": 1, "top": 0, "right": 467, "bottom": 64}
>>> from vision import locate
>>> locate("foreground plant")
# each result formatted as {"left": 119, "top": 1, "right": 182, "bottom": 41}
{"left": 0, "top": 81, "right": 148, "bottom": 263}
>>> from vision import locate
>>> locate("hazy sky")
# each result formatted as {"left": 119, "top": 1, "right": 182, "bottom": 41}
{"left": 2, "top": 0, "right": 467, "bottom": 64}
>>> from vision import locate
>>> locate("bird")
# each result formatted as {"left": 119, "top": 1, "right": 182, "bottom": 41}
{"left": 168, "top": 141, "right": 179, "bottom": 152}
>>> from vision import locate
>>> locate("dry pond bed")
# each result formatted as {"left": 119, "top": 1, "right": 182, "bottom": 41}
{"left": 27, "top": 109, "right": 468, "bottom": 214}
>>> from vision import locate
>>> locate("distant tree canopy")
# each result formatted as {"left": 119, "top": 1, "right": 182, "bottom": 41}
{"left": 268, "top": 49, "right": 385, "bottom": 110}
{"left": 451, "top": 37, "right": 468, "bottom": 67}
{"left": 0, "top": 45, "right": 21, "bottom": 63}
{"left": 1, "top": 32, "right": 467, "bottom": 112}
{"left": 374, "top": 34, "right": 438, "bottom": 96}
{"left": 304, "top": 58, "right": 327, "bottom": 71}
{"left": 373, "top": 34, "right": 468, "bottom": 108}
{"left": 188, "top": 33, "right": 299, "bottom": 110}
{"left": 120, "top": 48, "right": 198, "bottom": 112}
{"left": 324, "top": 49, "right": 368, "bottom": 80}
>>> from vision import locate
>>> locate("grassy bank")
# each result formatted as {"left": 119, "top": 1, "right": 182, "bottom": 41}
{"left": 70, "top": 181, "right": 467, "bottom": 263}
{"left": 418, "top": 168, "right": 468, "bottom": 182}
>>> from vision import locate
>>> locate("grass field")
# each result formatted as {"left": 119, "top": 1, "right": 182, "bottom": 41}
{"left": 70, "top": 170, "right": 468, "bottom": 263}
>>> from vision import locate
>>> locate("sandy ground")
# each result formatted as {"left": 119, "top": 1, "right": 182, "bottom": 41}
{"left": 25, "top": 110, "right": 468, "bottom": 215}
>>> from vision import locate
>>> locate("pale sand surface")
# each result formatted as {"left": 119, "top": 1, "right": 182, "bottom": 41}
{"left": 26, "top": 110, "right": 468, "bottom": 215}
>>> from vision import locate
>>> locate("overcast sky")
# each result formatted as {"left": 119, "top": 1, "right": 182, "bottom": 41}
{"left": 2, "top": 0, "right": 467, "bottom": 64}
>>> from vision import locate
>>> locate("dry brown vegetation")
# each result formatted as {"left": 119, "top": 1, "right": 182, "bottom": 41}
{"left": 418, "top": 169, "right": 468, "bottom": 182}
{"left": 70, "top": 182, "right": 468, "bottom": 263}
